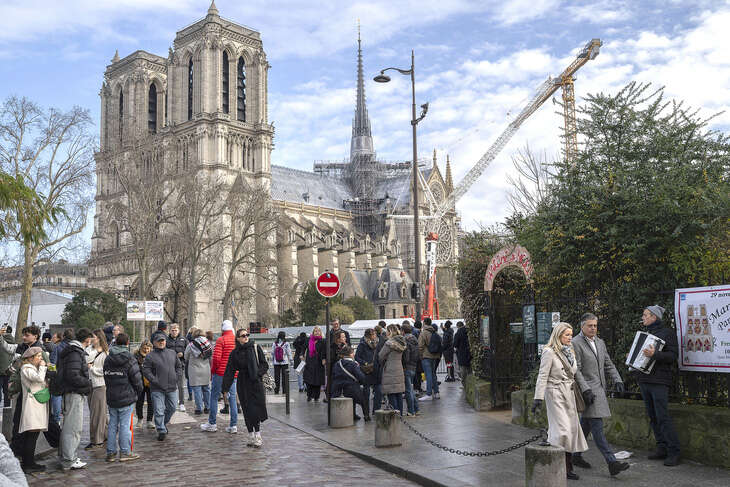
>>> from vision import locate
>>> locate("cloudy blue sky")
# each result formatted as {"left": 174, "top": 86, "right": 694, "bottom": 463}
{"left": 1, "top": 0, "right": 729, "bottom": 235}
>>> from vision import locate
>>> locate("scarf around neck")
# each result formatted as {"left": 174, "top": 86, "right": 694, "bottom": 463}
{"left": 561, "top": 345, "right": 575, "bottom": 366}
{"left": 308, "top": 334, "right": 322, "bottom": 357}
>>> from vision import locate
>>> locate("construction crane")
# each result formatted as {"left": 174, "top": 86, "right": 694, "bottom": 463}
{"left": 410, "top": 39, "right": 602, "bottom": 319}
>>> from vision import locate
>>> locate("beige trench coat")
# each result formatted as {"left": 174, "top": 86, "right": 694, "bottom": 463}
{"left": 20, "top": 363, "right": 49, "bottom": 433}
{"left": 534, "top": 347, "right": 587, "bottom": 453}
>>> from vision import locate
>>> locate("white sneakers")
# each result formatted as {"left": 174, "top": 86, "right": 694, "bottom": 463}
{"left": 253, "top": 434, "right": 263, "bottom": 448}
{"left": 225, "top": 426, "right": 238, "bottom": 434}
{"left": 200, "top": 422, "right": 217, "bottom": 432}
{"left": 63, "top": 458, "right": 87, "bottom": 470}
{"left": 146, "top": 421, "right": 155, "bottom": 429}
{"left": 178, "top": 404, "right": 186, "bottom": 412}
{"left": 246, "top": 433, "right": 255, "bottom": 446}
{"left": 418, "top": 395, "right": 433, "bottom": 401}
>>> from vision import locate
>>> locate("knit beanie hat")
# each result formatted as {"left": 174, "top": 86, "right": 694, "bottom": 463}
{"left": 221, "top": 320, "right": 233, "bottom": 332}
{"left": 646, "top": 305, "right": 665, "bottom": 320}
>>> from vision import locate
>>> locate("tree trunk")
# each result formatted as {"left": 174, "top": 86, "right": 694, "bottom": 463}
{"left": 15, "top": 244, "right": 38, "bottom": 340}
{"left": 187, "top": 265, "right": 197, "bottom": 329}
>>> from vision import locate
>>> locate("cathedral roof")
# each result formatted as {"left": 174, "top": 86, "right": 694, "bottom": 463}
{"left": 271, "top": 165, "right": 354, "bottom": 210}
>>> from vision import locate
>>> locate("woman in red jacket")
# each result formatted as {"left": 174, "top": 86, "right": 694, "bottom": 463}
{"left": 200, "top": 320, "right": 239, "bottom": 433}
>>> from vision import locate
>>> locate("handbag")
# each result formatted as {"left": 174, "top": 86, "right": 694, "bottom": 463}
{"left": 29, "top": 387, "right": 51, "bottom": 404}
{"left": 360, "top": 362, "right": 374, "bottom": 374}
{"left": 555, "top": 350, "right": 585, "bottom": 413}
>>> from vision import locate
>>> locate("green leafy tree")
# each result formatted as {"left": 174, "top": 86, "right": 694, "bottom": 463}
{"left": 297, "top": 281, "right": 325, "bottom": 326}
{"left": 62, "top": 288, "right": 126, "bottom": 329}
{"left": 505, "top": 82, "right": 730, "bottom": 393}
{"left": 280, "top": 308, "right": 299, "bottom": 326}
{"left": 316, "top": 303, "right": 355, "bottom": 326}
{"left": 344, "top": 296, "right": 376, "bottom": 320}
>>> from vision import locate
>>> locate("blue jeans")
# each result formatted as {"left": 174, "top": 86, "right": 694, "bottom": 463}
{"left": 191, "top": 385, "right": 210, "bottom": 412}
{"left": 51, "top": 394, "right": 62, "bottom": 423}
{"left": 150, "top": 390, "right": 177, "bottom": 434}
{"left": 639, "top": 382, "right": 680, "bottom": 456}
{"left": 422, "top": 358, "right": 439, "bottom": 396}
{"left": 387, "top": 393, "right": 403, "bottom": 414}
{"left": 297, "top": 369, "right": 304, "bottom": 390}
{"left": 107, "top": 404, "right": 134, "bottom": 454}
{"left": 574, "top": 417, "right": 616, "bottom": 463}
{"left": 404, "top": 369, "right": 419, "bottom": 414}
{"left": 208, "top": 374, "right": 237, "bottom": 427}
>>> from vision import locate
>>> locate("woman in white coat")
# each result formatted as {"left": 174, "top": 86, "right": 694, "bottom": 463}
{"left": 532, "top": 322, "right": 588, "bottom": 481}
{"left": 86, "top": 329, "right": 109, "bottom": 449}
{"left": 19, "top": 346, "right": 49, "bottom": 473}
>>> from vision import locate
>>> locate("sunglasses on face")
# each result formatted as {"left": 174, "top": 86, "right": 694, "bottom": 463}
{"left": 238, "top": 333, "right": 249, "bottom": 338}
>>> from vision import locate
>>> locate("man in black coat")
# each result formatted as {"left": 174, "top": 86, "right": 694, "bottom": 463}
{"left": 103, "top": 333, "right": 143, "bottom": 462}
{"left": 332, "top": 345, "right": 370, "bottom": 421}
{"left": 453, "top": 321, "right": 471, "bottom": 383}
{"left": 58, "top": 327, "right": 93, "bottom": 471}
{"left": 635, "top": 305, "right": 680, "bottom": 466}
{"left": 166, "top": 323, "right": 188, "bottom": 411}
{"left": 292, "top": 332, "right": 308, "bottom": 392}
{"left": 442, "top": 321, "right": 455, "bottom": 382}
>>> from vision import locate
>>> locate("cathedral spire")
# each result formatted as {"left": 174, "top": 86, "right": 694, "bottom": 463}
{"left": 350, "top": 22, "right": 374, "bottom": 161}
{"left": 207, "top": 0, "right": 219, "bottom": 17}
{"left": 445, "top": 154, "right": 454, "bottom": 194}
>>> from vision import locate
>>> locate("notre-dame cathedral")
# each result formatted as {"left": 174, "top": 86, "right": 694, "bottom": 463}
{"left": 88, "top": 2, "right": 460, "bottom": 330}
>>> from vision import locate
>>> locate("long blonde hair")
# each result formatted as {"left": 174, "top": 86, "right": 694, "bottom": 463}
{"left": 547, "top": 322, "right": 574, "bottom": 355}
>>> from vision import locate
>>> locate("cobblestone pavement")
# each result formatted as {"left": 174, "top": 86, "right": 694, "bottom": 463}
{"left": 25, "top": 403, "right": 417, "bottom": 487}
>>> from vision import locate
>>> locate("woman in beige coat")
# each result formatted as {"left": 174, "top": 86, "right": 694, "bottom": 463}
{"left": 19, "top": 346, "right": 49, "bottom": 473}
{"left": 533, "top": 322, "right": 588, "bottom": 481}
{"left": 86, "top": 329, "right": 109, "bottom": 449}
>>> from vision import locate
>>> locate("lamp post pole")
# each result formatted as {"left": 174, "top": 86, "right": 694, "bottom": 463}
{"left": 408, "top": 50, "right": 422, "bottom": 322}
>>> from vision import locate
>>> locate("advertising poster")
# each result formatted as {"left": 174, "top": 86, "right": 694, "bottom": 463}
{"left": 145, "top": 301, "right": 164, "bottom": 322}
{"left": 675, "top": 284, "right": 730, "bottom": 373}
{"left": 537, "top": 312, "right": 552, "bottom": 345}
{"left": 523, "top": 305, "right": 536, "bottom": 344}
{"left": 126, "top": 301, "right": 145, "bottom": 320}
{"left": 480, "top": 315, "right": 490, "bottom": 346}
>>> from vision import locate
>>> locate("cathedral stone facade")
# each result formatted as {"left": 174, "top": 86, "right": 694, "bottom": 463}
{"left": 88, "top": 2, "right": 460, "bottom": 330}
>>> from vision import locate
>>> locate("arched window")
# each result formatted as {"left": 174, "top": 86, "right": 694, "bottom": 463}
{"left": 148, "top": 84, "right": 157, "bottom": 133}
{"left": 222, "top": 51, "right": 229, "bottom": 114}
{"left": 112, "top": 223, "right": 120, "bottom": 248}
{"left": 118, "top": 90, "right": 124, "bottom": 141}
{"left": 237, "top": 57, "right": 246, "bottom": 122}
{"left": 188, "top": 59, "right": 194, "bottom": 121}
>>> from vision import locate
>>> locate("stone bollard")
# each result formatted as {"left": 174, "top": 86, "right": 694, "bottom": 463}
{"left": 2, "top": 407, "right": 12, "bottom": 440}
{"left": 374, "top": 409, "right": 401, "bottom": 447}
{"left": 330, "top": 397, "right": 354, "bottom": 428}
{"left": 525, "top": 443, "right": 566, "bottom": 487}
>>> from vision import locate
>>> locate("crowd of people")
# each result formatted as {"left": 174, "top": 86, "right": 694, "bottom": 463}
{"left": 0, "top": 318, "right": 271, "bottom": 474}
{"left": 532, "top": 305, "right": 680, "bottom": 480}
{"left": 295, "top": 318, "right": 472, "bottom": 421}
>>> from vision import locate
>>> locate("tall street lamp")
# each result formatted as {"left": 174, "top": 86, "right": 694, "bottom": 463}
{"left": 374, "top": 50, "right": 428, "bottom": 321}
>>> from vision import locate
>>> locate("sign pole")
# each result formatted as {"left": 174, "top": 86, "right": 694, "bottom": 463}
{"left": 325, "top": 297, "right": 331, "bottom": 426}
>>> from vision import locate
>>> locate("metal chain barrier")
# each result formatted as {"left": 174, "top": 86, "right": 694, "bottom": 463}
{"left": 397, "top": 415, "right": 545, "bottom": 457}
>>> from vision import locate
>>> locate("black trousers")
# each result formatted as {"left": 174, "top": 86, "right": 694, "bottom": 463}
{"left": 0, "top": 375, "right": 9, "bottom": 407}
{"left": 21, "top": 430, "right": 39, "bottom": 466}
{"left": 273, "top": 364, "right": 288, "bottom": 394}
{"left": 639, "top": 382, "right": 680, "bottom": 455}
{"left": 306, "top": 384, "right": 321, "bottom": 400}
{"left": 332, "top": 383, "right": 369, "bottom": 418}
{"left": 136, "top": 386, "right": 153, "bottom": 421}
{"left": 413, "top": 360, "right": 423, "bottom": 391}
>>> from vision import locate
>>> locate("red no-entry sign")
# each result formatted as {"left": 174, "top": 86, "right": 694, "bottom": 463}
{"left": 316, "top": 271, "right": 340, "bottom": 298}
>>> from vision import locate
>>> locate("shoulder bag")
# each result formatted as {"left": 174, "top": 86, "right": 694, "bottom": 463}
{"left": 555, "top": 350, "right": 585, "bottom": 413}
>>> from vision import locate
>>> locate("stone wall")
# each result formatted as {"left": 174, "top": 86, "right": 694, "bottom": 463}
{"left": 511, "top": 390, "right": 730, "bottom": 469}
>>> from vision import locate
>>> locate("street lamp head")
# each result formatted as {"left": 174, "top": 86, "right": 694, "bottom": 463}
{"left": 373, "top": 73, "right": 391, "bottom": 83}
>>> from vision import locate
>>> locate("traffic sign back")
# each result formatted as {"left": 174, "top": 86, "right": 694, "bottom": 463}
{"left": 316, "top": 272, "right": 341, "bottom": 298}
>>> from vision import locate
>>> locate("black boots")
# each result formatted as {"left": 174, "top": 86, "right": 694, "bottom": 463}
{"left": 572, "top": 455, "right": 591, "bottom": 469}
{"left": 566, "top": 452, "right": 579, "bottom": 480}
{"left": 648, "top": 448, "right": 667, "bottom": 460}
{"left": 608, "top": 461, "right": 630, "bottom": 476}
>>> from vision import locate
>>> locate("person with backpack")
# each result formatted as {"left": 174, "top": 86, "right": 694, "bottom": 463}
{"left": 442, "top": 321, "right": 456, "bottom": 382}
{"left": 292, "top": 332, "right": 308, "bottom": 393}
{"left": 271, "top": 331, "right": 293, "bottom": 395}
{"left": 332, "top": 345, "right": 370, "bottom": 421}
{"left": 401, "top": 323, "right": 421, "bottom": 416}
{"left": 418, "top": 317, "right": 441, "bottom": 401}
{"left": 184, "top": 329, "right": 212, "bottom": 415}
{"left": 103, "top": 333, "right": 143, "bottom": 463}
{"left": 57, "top": 327, "right": 93, "bottom": 471}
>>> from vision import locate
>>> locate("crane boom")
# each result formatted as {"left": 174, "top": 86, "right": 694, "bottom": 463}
{"left": 423, "top": 38, "right": 601, "bottom": 225}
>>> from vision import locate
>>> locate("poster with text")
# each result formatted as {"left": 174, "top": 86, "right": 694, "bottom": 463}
{"left": 126, "top": 301, "right": 145, "bottom": 320}
{"left": 523, "top": 305, "right": 536, "bottom": 344}
{"left": 145, "top": 301, "right": 164, "bottom": 322}
{"left": 675, "top": 285, "right": 730, "bottom": 373}
{"left": 537, "top": 312, "right": 552, "bottom": 345}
